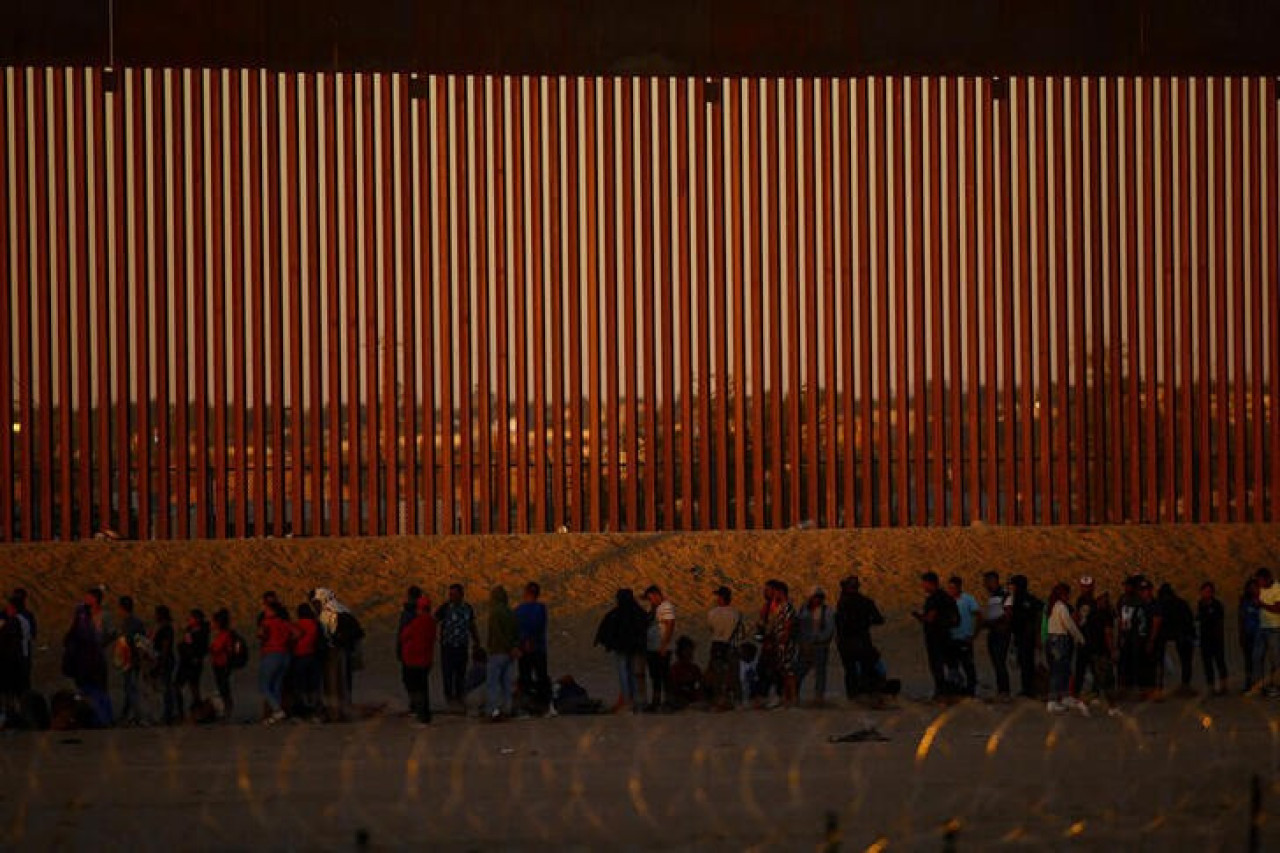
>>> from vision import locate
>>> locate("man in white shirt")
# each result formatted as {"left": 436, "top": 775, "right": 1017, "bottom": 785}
{"left": 705, "top": 586, "right": 743, "bottom": 707}
{"left": 978, "top": 571, "right": 1013, "bottom": 699}
{"left": 644, "top": 585, "right": 676, "bottom": 711}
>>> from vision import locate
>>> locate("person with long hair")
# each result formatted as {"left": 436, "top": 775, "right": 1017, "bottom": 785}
{"left": 257, "top": 601, "right": 294, "bottom": 725}
{"left": 1045, "top": 582, "right": 1088, "bottom": 715}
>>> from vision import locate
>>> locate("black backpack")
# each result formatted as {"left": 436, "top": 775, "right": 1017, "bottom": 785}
{"left": 333, "top": 612, "right": 365, "bottom": 651}
{"left": 228, "top": 631, "right": 250, "bottom": 670}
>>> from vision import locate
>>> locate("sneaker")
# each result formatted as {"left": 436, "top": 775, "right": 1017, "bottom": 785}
{"left": 490, "top": 708, "right": 502, "bottom": 720}
{"left": 1046, "top": 700, "right": 1067, "bottom": 714}
{"left": 544, "top": 705, "right": 559, "bottom": 719}
{"left": 263, "top": 710, "right": 287, "bottom": 726}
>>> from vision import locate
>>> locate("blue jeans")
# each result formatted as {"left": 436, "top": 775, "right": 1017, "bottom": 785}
{"left": 486, "top": 653, "right": 513, "bottom": 715}
{"left": 1254, "top": 628, "right": 1280, "bottom": 690}
{"left": 259, "top": 652, "right": 290, "bottom": 713}
{"left": 120, "top": 669, "right": 141, "bottom": 722}
{"left": 1046, "top": 634, "right": 1074, "bottom": 699}
{"left": 796, "top": 644, "right": 831, "bottom": 700}
{"left": 614, "top": 651, "right": 637, "bottom": 704}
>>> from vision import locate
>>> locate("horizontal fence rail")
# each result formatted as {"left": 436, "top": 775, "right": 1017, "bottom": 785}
{"left": 1, "top": 69, "right": 1278, "bottom": 540}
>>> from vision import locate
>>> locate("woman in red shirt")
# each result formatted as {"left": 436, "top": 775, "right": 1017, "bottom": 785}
{"left": 208, "top": 608, "right": 237, "bottom": 721}
{"left": 257, "top": 602, "right": 294, "bottom": 724}
{"left": 398, "top": 595, "right": 437, "bottom": 725}
{"left": 290, "top": 604, "right": 322, "bottom": 719}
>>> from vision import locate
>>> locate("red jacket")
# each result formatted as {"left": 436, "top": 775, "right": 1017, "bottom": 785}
{"left": 293, "top": 617, "right": 320, "bottom": 657}
{"left": 399, "top": 608, "right": 437, "bottom": 669}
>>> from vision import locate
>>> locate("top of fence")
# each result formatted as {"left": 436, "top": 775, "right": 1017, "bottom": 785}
{"left": 4, "top": 0, "right": 1280, "bottom": 76}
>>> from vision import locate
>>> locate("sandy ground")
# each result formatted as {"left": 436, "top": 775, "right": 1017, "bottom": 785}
{"left": 2, "top": 524, "right": 1280, "bottom": 849}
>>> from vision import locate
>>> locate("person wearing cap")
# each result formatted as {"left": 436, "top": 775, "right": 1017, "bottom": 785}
{"left": 705, "top": 586, "right": 744, "bottom": 709}
{"left": 643, "top": 585, "right": 677, "bottom": 711}
{"left": 1157, "top": 583, "right": 1196, "bottom": 695}
{"left": 794, "top": 586, "right": 836, "bottom": 705}
{"left": 834, "top": 576, "right": 886, "bottom": 699}
{"left": 978, "top": 572, "right": 1013, "bottom": 700}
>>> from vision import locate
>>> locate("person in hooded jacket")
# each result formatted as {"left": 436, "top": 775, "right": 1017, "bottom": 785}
{"left": 485, "top": 586, "right": 521, "bottom": 720}
{"left": 312, "top": 588, "right": 360, "bottom": 721}
{"left": 594, "top": 588, "right": 649, "bottom": 712}
{"left": 62, "top": 602, "right": 112, "bottom": 726}
{"left": 399, "top": 594, "right": 437, "bottom": 725}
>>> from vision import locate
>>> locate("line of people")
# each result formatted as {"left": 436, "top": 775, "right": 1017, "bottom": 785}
{"left": 914, "top": 568, "right": 1277, "bottom": 715}
{"left": 0, "top": 585, "right": 366, "bottom": 729}
{"left": 594, "top": 577, "right": 899, "bottom": 712}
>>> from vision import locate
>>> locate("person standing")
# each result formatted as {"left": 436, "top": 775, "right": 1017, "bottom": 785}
{"left": 175, "top": 609, "right": 210, "bottom": 719}
{"left": 644, "top": 585, "right": 677, "bottom": 711}
{"left": 62, "top": 599, "right": 112, "bottom": 727}
{"left": 794, "top": 587, "right": 836, "bottom": 705}
{"left": 257, "top": 601, "right": 294, "bottom": 725}
{"left": 947, "top": 577, "right": 980, "bottom": 697}
{"left": 398, "top": 594, "right": 437, "bottom": 725}
{"left": 515, "top": 582, "right": 553, "bottom": 716}
{"left": 1008, "top": 575, "right": 1043, "bottom": 700}
{"left": 396, "top": 586, "right": 422, "bottom": 714}
{"left": 834, "top": 576, "right": 886, "bottom": 698}
{"left": 978, "top": 572, "right": 1013, "bottom": 700}
{"left": 1239, "top": 578, "right": 1262, "bottom": 693}
{"left": 913, "top": 572, "right": 959, "bottom": 700}
{"left": 756, "top": 580, "right": 798, "bottom": 707}
{"left": 485, "top": 586, "right": 520, "bottom": 720}
{"left": 705, "top": 586, "right": 744, "bottom": 708}
{"left": 150, "top": 605, "right": 179, "bottom": 725}
{"left": 594, "top": 589, "right": 650, "bottom": 712}
{"left": 1197, "top": 582, "right": 1228, "bottom": 696}
{"left": 1045, "top": 583, "right": 1088, "bottom": 715}
{"left": 115, "top": 596, "right": 145, "bottom": 725}
{"left": 208, "top": 608, "right": 237, "bottom": 721}
{"left": 291, "top": 603, "right": 323, "bottom": 719}
{"left": 10, "top": 589, "right": 35, "bottom": 692}
{"left": 1136, "top": 579, "right": 1164, "bottom": 699}
{"left": 1254, "top": 568, "right": 1280, "bottom": 697}
{"left": 1158, "top": 583, "right": 1196, "bottom": 694}
{"left": 0, "top": 596, "right": 32, "bottom": 723}
{"left": 435, "top": 584, "right": 481, "bottom": 712}
{"left": 313, "top": 588, "right": 361, "bottom": 720}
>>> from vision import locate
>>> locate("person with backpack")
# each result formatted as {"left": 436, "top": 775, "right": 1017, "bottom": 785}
{"left": 594, "top": 588, "right": 650, "bottom": 712}
{"left": 312, "top": 588, "right": 363, "bottom": 722}
{"left": 208, "top": 608, "right": 245, "bottom": 721}
{"left": 175, "top": 608, "right": 210, "bottom": 720}
{"left": 114, "top": 596, "right": 145, "bottom": 725}
{"left": 704, "top": 586, "right": 744, "bottom": 709}
{"left": 835, "top": 576, "right": 886, "bottom": 698}
{"left": 1008, "top": 575, "right": 1044, "bottom": 700}
{"left": 913, "top": 572, "right": 960, "bottom": 700}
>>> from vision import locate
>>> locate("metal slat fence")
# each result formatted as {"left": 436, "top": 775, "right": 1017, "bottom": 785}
{"left": 2, "top": 71, "right": 1278, "bottom": 539}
